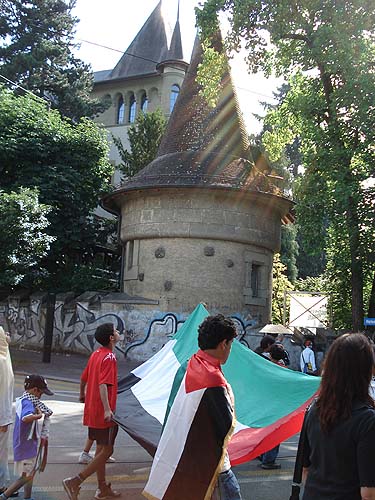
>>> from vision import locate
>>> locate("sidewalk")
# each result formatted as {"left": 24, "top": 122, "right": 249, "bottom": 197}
{"left": 10, "top": 346, "right": 141, "bottom": 382}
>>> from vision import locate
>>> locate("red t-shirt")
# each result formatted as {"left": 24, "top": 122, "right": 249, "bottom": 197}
{"left": 81, "top": 347, "right": 118, "bottom": 429}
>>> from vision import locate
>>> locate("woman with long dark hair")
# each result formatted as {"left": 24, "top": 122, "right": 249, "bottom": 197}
{"left": 302, "top": 333, "right": 375, "bottom": 500}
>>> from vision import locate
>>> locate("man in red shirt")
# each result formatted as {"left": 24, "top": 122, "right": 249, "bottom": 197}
{"left": 63, "top": 323, "right": 121, "bottom": 500}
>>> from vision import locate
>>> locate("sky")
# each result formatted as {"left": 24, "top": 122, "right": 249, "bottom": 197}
{"left": 72, "top": 0, "right": 282, "bottom": 134}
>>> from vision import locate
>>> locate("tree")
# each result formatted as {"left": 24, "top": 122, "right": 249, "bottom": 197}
{"left": 0, "top": 188, "right": 53, "bottom": 289}
{"left": 272, "top": 254, "right": 294, "bottom": 324}
{"left": 196, "top": 0, "right": 375, "bottom": 330}
{"left": 0, "top": 0, "right": 105, "bottom": 120}
{"left": 0, "top": 86, "right": 115, "bottom": 290}
{"left": 113, "top": 109, "right": 167, "bottom": 179}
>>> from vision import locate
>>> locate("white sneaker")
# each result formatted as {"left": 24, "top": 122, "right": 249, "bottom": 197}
{"left": 78, "top": 451, "right": 93, "bottom": 464}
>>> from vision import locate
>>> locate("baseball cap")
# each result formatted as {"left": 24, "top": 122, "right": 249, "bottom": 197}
{"left": 24, "top": 374, "right": 54, "bottom": 396}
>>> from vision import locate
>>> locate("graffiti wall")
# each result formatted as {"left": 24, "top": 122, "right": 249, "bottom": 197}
{"left": 0, "top": 292, "right": 302, "bottom": 368}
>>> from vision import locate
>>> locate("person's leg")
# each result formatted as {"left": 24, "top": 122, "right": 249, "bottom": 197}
{"left": 83, "top": 439, "right": 93, "bottom": 454}
{"left": 0, "top": 475, "right": 33, "bottom": 499}
{"left": 261, "top": 445, "right": 280, "bottom": 469}
{"left": 79, "top": 444, "right": 112, "bottom": 484}
{"left": 217, "top": 469, "right": 242, "bottom": 500}
{"left": 79, "top": 437, "right": 94, "bottom": 464}
{"left": 22, "top": 477, "right": 33, "bottom": 500}
{"left": 63, "top": 427, "right": 119, "bottom": 500}
{"left": 0, "top": 428, "right": 10, "bottom": 492}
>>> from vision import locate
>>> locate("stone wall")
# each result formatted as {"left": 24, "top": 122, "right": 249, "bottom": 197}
{"left": 0, "top": 292, "right": 321, "bottom": 370}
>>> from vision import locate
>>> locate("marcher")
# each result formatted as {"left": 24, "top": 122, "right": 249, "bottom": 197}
{"left": 0, "top": 375, "right": 53, "bottom": 500}
{"left": 269, "top": 343, "right": 286, "bottom": 367}
{"left": 143, "top": 314, "right": 242, "bottom": 500}
{"left": 275, "top": 336, "right": 290, "bottom": 366}
{"left": 300, "top": 333, "right": 375, "bottom": 499}
{"left": 0, "top": 327, "right": 14, "bottom": 494}
{"left": 254, "top": 335, "right": 275, "bottom": 360}
{"left": 63, "top": 323, "right": 121, "bottom": 500}
{"left": 257, "top": 343, "right": 285, "bottom": 470}
{"left": 300, "top": 339, "right": 317, "bottom": 375}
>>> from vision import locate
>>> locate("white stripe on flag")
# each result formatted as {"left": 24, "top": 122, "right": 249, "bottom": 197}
{"left": 144, "top": 377, "right": 205, "bottom": 499}
{"left": 131, "top": 340, "right": 181, "bottom": 424}
{"left": 132, "top": 340, "right": 176, "bottom": 379}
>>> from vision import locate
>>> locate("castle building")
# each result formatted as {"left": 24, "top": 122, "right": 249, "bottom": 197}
{"left": 91, "top": 1, "right": 188, "bottom": 184}
{"left": 102, "top": 34, "right": 293, "bottom": 325}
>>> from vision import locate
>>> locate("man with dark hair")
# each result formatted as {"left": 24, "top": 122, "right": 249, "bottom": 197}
{"left": 269, "top": 344, "right": 286, "bottom": 366}
{"left": 143, "top": 314, "right": 242, "bottom": 500}
{"left": 254, "top": 335, "right": 275, "bottom": 359}
{"left": 63, "top": 323, "right": 121, "bottom": 500}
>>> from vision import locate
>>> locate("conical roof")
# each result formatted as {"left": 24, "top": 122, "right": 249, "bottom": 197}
{"left": 104, "top": 35, "right": 290, "bottom": 196}
{"left": 167, "top": 18, "right": 184, "bottom": 61}
{"left": 95, "top": 1, "right": 188, "bottom": 83}
{"left": 109, "top": 1, "right": 167, "bottom": 80}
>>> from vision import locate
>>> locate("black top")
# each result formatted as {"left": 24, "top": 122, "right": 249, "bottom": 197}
{"left": 303, "top": 401, "right": 375, "bottom": 499}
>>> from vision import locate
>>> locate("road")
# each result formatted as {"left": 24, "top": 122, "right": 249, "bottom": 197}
{"left": 12, "top": 374, "right": 299, "bottom": 500}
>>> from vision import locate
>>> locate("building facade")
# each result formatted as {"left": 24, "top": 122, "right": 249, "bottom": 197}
{"left": 91, "top": 1, "right": 188, "bottom": 183}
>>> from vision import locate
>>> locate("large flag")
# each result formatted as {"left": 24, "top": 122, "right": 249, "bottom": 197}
{"left": 144, "top": 349, "right": 235, "bottom": 500}
{"left": 115, "top": 304, "right": 320, "bottom": 466}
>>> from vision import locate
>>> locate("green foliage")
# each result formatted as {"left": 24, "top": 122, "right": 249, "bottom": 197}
{"left": 0, "top": 0, "right": 106, "bottom": 120}
{"left": 0, "top": 86, "right": 115, "bottom": 290}
{"left": 113, "top": 109, "right": 167, "bottom": 178}
{"left": 280, "top": 224, "right": 299, "bottom": 283}
{"left": 272, "top": 254, "right": 294, "bottom": 324}
{"left": 0, "top": 188, "right": 53, "bottom": 287}
{"left": 49, "top": 261, "right": 119, "bottom": 295}
{"left": 196, "top": 41, "right": 228, "bottom": 107}
{"left": 197, "top": 0, "right": 375, "bottom": 329}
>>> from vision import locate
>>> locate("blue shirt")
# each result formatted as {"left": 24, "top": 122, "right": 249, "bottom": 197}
{"left": 13, "top": 397, "right": 38, "bottom": 461}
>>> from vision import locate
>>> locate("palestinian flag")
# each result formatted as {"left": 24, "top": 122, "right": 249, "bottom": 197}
{"left": 143, "top": 349, "right": 234, "bottom": 500}
{"left": 115, "top": 304, "right": 320, "bottom": 467}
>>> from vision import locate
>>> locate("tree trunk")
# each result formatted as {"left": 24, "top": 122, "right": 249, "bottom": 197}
{"left": 368, "top": 270, "right": 375, "bottom": 318}
{"left": 367, "top": 270, "right": 375, "bottom": 337}
{"left": 347, "top": 198, "right": 364, "bottom": 331}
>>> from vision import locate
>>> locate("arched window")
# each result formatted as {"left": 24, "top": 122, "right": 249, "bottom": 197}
{"left": 170, "top": 84, "right": 180, "bottom": 113}
{"left": 128, "top": 93, "right": 136, "bottom": 123}
{"left": 140, "top": 92, "right": 148, "bottom": 112}
{"left": 117, "top": 95, "right": 125, "bottom": 124}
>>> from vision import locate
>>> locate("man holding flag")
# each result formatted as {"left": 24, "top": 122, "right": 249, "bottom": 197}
{"left": 143, "top": 314, "right": 241, "bottom": 500}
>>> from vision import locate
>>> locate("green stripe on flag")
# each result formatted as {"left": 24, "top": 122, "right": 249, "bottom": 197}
{"left": 163, "top": 361, "right": 188, "bottom": 430}
{"left": 223, "top": 341, "right": 320, "bottom": 427}
{"left": 172, "top": 304, "right": 209, "bottom": 364}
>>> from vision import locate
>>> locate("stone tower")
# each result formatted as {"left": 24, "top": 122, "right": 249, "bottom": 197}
{"left": 102, "top": 37, "right": 293, "bottom": 324}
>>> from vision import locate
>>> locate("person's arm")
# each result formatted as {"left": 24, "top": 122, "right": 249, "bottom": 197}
{"left": 79, "top": 379, "right": 87, "bottom": 403}
{"left": 361, "top": 487, "right": 375, "bottom": 500}
{"left": 23, "top": 407, "right": 43, "bottom": 424}
{"left": 302, "top": 467, "right": 309, "bottom": 482}
{"left": 99, "top": 383, "right": 113, "bottom": 422}
{"left": 309, "top": 350, "right": 317, "bottom": 372}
